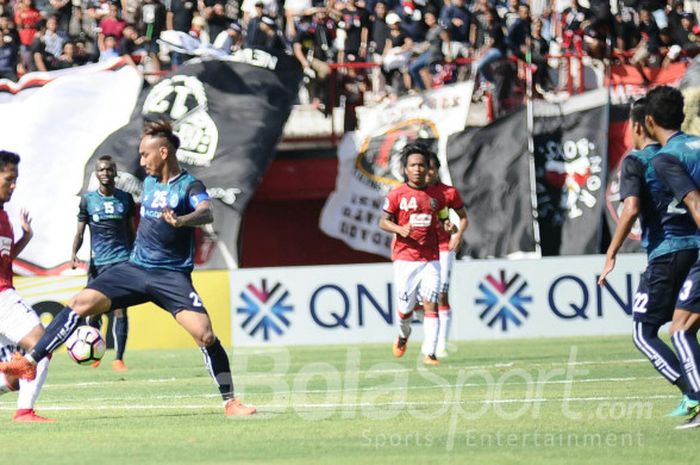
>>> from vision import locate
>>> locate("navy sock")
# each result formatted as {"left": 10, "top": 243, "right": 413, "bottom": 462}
{"left": 85, "top": 315, "right": 102, "bottom": 330}
{"left": 201, "top": 338, "right": 234, "bottom": 401}
{"left": 672, "top": 329, "right": 700, "bottom": 402}
{"left": 29, "top": 307, "right": 80, "bottom": 363}
{"left": 113, "top": 314, "right": 128, "bottom": 361}
{"left": 633, "top": 321, "right": 686, "bottom": 392}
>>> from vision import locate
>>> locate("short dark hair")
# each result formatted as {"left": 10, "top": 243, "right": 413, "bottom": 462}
{"left": 646, "top": 85, "right": 684, "bottom": 130}
{"left": 98, "top": 155, "right": 114, "bottom": 163}
{"left": 0, "top": 151, "right": 20, "bottom": 171}
{"left": 630, "top": 97, "right": 652, "bottom": 137}
{"left": 142, "top": 120, "right": 180, "bottom": 152}
{"left": 400, "top": 142, "right": 433, "bottom": 168}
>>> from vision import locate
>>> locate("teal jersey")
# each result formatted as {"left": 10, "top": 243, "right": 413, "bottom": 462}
{"left": 131, "top": 171, "right": 210, "bottom": 272}
{"left": 78, "top": 189, "right": 135, "bottom": 266}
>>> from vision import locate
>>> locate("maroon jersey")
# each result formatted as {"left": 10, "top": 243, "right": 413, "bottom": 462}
{"left": 0, "top": 209, "right": 14, "bottom": 291}
{"left": 383, "top": 183, "right": 446, "bottom": 261}
{"left": 434, "top": 183, "right": 465, "bottom": 251}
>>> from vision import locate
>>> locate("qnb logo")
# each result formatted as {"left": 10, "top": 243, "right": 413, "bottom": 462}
{"left": 237, "top": 279, "right": 294, "bottom": 341}
{"left": 475, "top": 270, "right": 532, "bottom": 332}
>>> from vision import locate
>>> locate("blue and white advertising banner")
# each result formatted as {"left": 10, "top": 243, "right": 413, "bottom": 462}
{"left": 230, "top": 254, "right": 647, "bottom": 346}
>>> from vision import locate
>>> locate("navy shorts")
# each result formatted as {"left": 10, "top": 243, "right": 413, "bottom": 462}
{"left": 86, "top": 261, "right": 207, "bottom": 316}
{"left": 88, "top": 262, "right": 124, "bottom": 283}
{"left": 634, "top": 248, "right": 698, "bottom": 325}
{"left": 675, "top": 258, "right": 700, "bottom": 314}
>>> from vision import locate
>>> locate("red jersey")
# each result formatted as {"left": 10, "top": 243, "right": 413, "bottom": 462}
{"left": 434, "top": 183, "right": 465, "bottom": 251}
{"left": 383, "top": 183, "right": 446, "bottom": 261}
{"left": 0, "top": 210, "right": 14, "bottom": 291}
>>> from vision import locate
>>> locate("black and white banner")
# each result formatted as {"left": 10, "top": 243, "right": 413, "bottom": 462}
{"left": 0, "top": 50, "right": 301, "bottom": 273}
{"left": 319, "top": 81, "right": 473, "bottom": 258}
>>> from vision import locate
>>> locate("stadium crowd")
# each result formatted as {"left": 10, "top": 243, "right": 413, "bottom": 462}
{"left": 2, "top": 0, "right": 700, "bottom": 99}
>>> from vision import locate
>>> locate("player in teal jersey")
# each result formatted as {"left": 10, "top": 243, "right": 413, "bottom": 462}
{"left": 0, "top": 121, "right": 255, "bottom": 417}
{"left": 71, "top": 156, "right": 135, "bottom": 371}
{"left": 645, "top": 85, "right": 700, "bottom": 429}
{"left": 599, "top": 98, "right": 696, "bottom": 417}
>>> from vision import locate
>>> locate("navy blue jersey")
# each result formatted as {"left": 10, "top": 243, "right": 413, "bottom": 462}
{"left": 78, "top": 189, "right": 135, "bottom": 267}
{"left": 131, "top": 171, "right": 210, "bottom": 272}
{"left": 648, "top": 132, "right": 700, "bottom": 257}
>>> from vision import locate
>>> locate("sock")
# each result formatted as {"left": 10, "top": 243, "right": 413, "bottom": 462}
{"left": 633, "top": 321, "right": 684, "bottom": 390}
{"left": 200, "top": 338, "right": 234, "bottom": 402}
{"left": 29, "top": 307, "right": 80, "bottom": 363}
{"left": 85, "top": 315, "right": 102, "bottom": 330}
{"left": 16, "top": 356, "right": 49, "bottom": 410}
{"left": 671, "top": 329, "right": 700, "bottom": 401}
{"left": 422, "top": 311, "right": 439, "bottom": 356}
{"left": 113, "top": 314, "right": 128, "bottom": 361}
{"left": 398, "top": 311, "right": 413, "bottom": 339}
{"left": 436, "top": 306, "right": 452, "bottom": 353}
{"left": 414, "top": 309, "right": 424, "bottom": 323}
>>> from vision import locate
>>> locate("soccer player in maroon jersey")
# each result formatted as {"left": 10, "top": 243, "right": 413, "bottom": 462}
{"left": 426, "top": 153, "right": 468, "bottom": 358}
{"left": 0, "top": 150, "right": 53, "bottom": 422}
{"left": 379, "top": 143, "right": 450, "bottom": 365}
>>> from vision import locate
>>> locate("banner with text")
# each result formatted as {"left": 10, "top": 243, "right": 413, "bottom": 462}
{"left": 230, "top": 254, "right": 646, "bottom": 346}
{"left": 319, "top": 81, "right": 473, "bottom": 258}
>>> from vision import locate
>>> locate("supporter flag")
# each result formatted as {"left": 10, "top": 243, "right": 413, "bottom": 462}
{"left": 446, "top": 107, "right": 537, "bottom": 258}
{"left": 85, "top": 49, "right": 302, "bottom": 269}
{"left": 319, "top": 81, "right": 473, "bottom": 258}
{"left": 534, "top": 88, "right": 609, "bottom": 255}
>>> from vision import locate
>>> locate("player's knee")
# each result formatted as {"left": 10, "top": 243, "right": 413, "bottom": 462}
{"left": 199, "top": 331, "right": 216, "bottom": 347}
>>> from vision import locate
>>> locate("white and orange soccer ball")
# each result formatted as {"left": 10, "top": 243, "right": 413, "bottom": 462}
{"left": 66, "top": 326, "right": 106, "bottom": 366}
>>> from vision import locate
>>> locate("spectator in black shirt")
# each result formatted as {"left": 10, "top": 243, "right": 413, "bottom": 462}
{"left": 408, "top": 9, "right": 442, "bottom": 90}
{"left": 473, "top": 6, "right": 506, "bottom": 87}
{"left": 337, "top": 0, "right": 369, "bottom": 62}
{"left": 293, "top": 14, "right": 331, "bottom": 103}
{"left": 0, "top": 27, "right": 18, "bottom": 80}
{"left": 507, "top": 3, "right": 531, "bottom": 60}
{"left": 369, "top": 0, "right": 389, "bottom": 54}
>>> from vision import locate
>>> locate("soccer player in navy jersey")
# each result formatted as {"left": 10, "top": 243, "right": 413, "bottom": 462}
{"left": 643, "top": 85, "right": 700, "bottom": 428}
{"left": 0, "top": 121, "right": 256, "bottom": 417}
{"left": 71, "top": 156, "right": 136, "bottom": 371}
{"left": 599, "top": 98, "right": 697, "bottom": 417}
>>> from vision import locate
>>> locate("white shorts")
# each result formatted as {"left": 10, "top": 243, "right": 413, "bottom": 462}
{"left": 0, "top": 288, "right": 40, "bottom": 348}
{"left": 394, "top": 260, "right": 440, "bottom": 315}
{"left": 439, "top": 250, "right": 455, "bottom": 294}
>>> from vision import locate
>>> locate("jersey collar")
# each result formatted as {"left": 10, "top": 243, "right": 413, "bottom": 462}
{"left": 166, "top": 170, "right": 187, "bottom": 185}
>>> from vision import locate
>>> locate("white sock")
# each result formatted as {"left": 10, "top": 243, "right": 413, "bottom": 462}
{"left": 422, "top": 313, "right": 439, "bottom": 355}
{"left": 437, "top": 308, "right": 452, "bottom": 353}
{"left": 398, "top": 312, "right": 412, "bottom": 339}
{"left": 17, "top": 357, "right": 49, "bottom": 410}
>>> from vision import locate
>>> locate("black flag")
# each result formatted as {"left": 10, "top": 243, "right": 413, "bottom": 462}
{"left": 85, "top": 49, "right": 302, "bottom": 268}
{"left": 446, "top": 107, "right": 538, "bottom": 258}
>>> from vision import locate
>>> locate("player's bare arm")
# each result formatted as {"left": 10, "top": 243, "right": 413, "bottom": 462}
{"left": 598, "top": 196, "right": 641, "bottom": 287}
{"left": 13, "top": 208, "right": 33, "bottom": 257}
{"left": 379, "top": 211, "right": 411, "bottom": 238}
{"left": 71, "top": 220, "right": 87, "bottom": 268}
{"left": 448, "top": 206, "right": 469, "bottom": 252}
{"left": 682, "top": 189, "right": 700, "bottom": 230}
{"left": 162, "top": 200, "right": 214, "bottom": 228}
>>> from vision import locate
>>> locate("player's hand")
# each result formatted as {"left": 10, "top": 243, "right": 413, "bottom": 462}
{"left": 397, "top": 224, "right": 411, "bottom": 238}
{"left": 443, "top": 220, "right": 457, "bottom": 234}
{"left": 19, "top": 208, "right": 32, "bottom": 237}
{"left": 162, "top": 208, "right": 181, "bottom": 227}
{"left": 598, "top": 256, "right": 615, "bottom": 287}
{"left": 71, "top": 255, "right": 82, "bottom": 269}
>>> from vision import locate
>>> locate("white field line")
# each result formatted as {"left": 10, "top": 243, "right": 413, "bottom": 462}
{"left": 0, "top": 394, "right": 677, "bottom": 412}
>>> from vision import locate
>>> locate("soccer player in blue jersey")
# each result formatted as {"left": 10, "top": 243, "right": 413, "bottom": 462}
{"left": 71, "top": 156, "right": 136, "bottom": 371}
{"left": 599, "top": 97, "right": 697, "bottom": 417}
{"left": 0, "top": 121, "right": 256, "bottom": 417}
{"left": 644, "top": 85, "right": 700, "bottom": 428}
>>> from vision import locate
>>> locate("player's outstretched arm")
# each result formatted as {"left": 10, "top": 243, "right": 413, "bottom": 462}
{"left": 163, "top": 200, "right": 214, "bottom": 228}
{"left": 448, "top": 206, "right": 469, "bottom": 252}
{"left": 71, "top": 221, "right": 87, "bottom": 268}
{"left": 598, "top": 196, "right": 640, "bottom": 287}
{"left": 13, "top": 208, "right": 33, "bottom": 258}
{"left": 379, "top": 211, "right": 411, "bottom": 238}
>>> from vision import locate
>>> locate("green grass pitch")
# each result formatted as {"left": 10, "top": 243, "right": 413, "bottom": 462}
{"left": 3, "top": 335, "right": 699, "bottom": 464}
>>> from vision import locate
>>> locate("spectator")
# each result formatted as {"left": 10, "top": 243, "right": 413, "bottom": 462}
{"left": 473, "top": 6, "right": 507, "bottom": 89}
{"left": 45, "top": 0, "right": 72, "bottom": 32}
{"left": 54, "top": 40, "right": 80, "bottom": 67}
{"left": 205, "top": 2, "right": 231, "bottom": 42}
{"left": 469, "top": 0, "right": 490, "bottom": 49}
{"left": 44, "top": 15, "right": 68, "bottom": 58}
{"left": 165, "top": 0, "right": 197, "bottom": 33}
{"left": 98, "top": 32, "right": 119, "bottom": 60}
{"left": 241, "top": 0, "right": 277, "bottom": 26}
{"left": 0, "top": 26, "right": 18, "bottom": 80}
{"left": 134, "top": 0, "right": 165, "bottom": 69}
{"left": 381, "top": 11, "right": 412, "bottom": 95}
{"left": 293, "top": 14, "right": 331, "bottom": 105}
{"left": 336, "top": 0, "right": 370, "bottom": 62}
{"left": 507, "top": 3, "right": 531, "bottom": 60}
{"left": 439, "top": 0, "right": 469, "bottom": 44}
{"left": 630, "top": 7, "right": 661, "bottom": 68}
{"left": 190, "top": 14, "right": 209, "bottom": 43}
{"left": 283, "top": 0, "right": 312, "bottom": 39}
{"left": 530, "top": 15, "right": 552, "bottom": 93}
{"left": 247, "top": 14, "right": 285, "bottom": 49}
{"left": 498, "top": 0, "right": 521, "bottom": 30}
{"left": 675, "top": 12, "right": 700, "bottom": 58}
{"left": 212, "top": 19, "right": 242, "bottom": 53}
{"left": 613, "top": 5, "right": 640, "bottom": 57}
{"left": 560, "top": 0, "right": 588, "bottom": 55}
{"left": 25, "top": 20, "right": 48, "bottom": 71}
{"left": 99, "top": 3, "right": 126, "bottom": 41}
{"left": 369, "top": 0, "right": 389, "bottom": 55}
{"left": 408, "top": 9, "right": 442, "bottom": 91}
{"left": 14, "top": 0, "right": 42, "bottom": 47}
{"left": 119, "top": 22, "right": 145, "bottom": 56}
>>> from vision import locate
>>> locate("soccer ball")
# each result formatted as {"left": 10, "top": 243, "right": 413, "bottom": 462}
{"left": 66, "top": 326, "right": 106, "bottom": 366}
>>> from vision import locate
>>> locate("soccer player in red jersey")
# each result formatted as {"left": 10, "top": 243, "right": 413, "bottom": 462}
{"left": 379, "top": 143, "right": 450, "bottom": 365}
{"left": 0, "top": 151, "right": 53, "bottom": 422}
{"left": 426, "top": 153, "right": 468, "bottom": 358}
